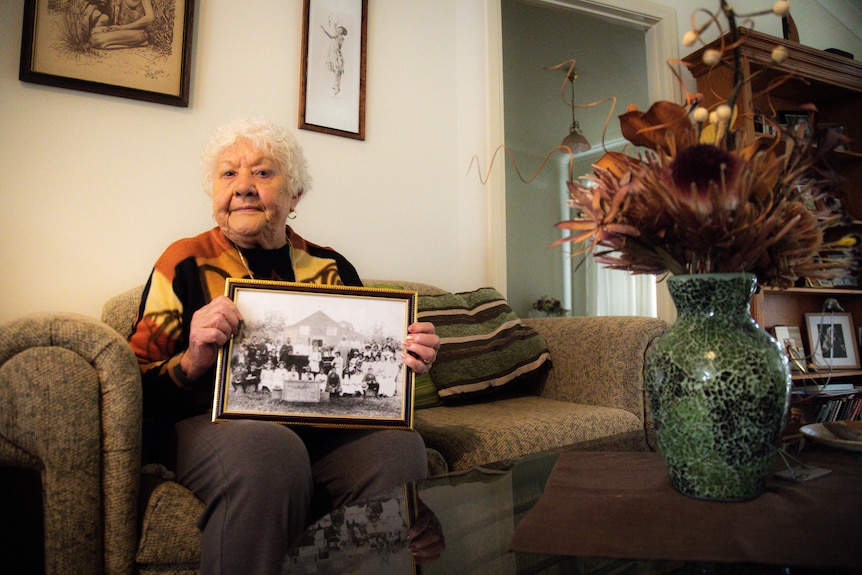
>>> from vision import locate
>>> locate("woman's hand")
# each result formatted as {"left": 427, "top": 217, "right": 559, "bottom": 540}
{"left": 181, "top": 296, "right": 243, "bottom": 382}
{"left": 401, "top": 322, "right": 440, "bottom": 375}
{"left": 407, "top": 501, "right": 446, "bottom": 563}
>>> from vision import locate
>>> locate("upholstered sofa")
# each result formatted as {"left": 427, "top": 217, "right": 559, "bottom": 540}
{"left": 0, "top": 279, "right": 667, "bottom": 575}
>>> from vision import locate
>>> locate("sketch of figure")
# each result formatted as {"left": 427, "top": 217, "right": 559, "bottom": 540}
{"left": 80, "top": 0, "right": 113, "bottom": 42}
{"left": 320, "top": 18, "right": 347, "bottom": 94}
{"left": 89, "top": 0, "right": 155, "bottom": 50}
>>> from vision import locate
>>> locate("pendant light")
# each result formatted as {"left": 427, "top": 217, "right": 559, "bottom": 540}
{"left": 561, "top": 71, "right": 591, "bottom": 154}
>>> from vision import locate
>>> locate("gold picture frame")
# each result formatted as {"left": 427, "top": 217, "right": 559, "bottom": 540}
{"left": 213, "top": 278, "right": 417, "bottom": 429}
{"left": 298, "top": 0, "right": 368, "bottom": 140}
{"left": 774, "top": 325, "right": 808, "bottom": 373}
{"left": 19, "top": 0, "right": 195, "bottom": 107}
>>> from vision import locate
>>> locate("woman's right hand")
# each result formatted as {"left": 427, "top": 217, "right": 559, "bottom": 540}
{"left": 181, "top": 296, "right": 243, "bottom": 382}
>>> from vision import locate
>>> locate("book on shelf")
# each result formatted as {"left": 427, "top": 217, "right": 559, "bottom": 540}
{"left": 791, "top": 380, "right": 858, "bottom": 394}
{"left": 785, "top": 388, "right": 861, "bottom": 435}
{"left": 814, "top": 395, "right": 862, "bottom": 423}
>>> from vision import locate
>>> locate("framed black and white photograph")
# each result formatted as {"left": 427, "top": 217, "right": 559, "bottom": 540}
{"left": 816, "top": 122, "right": 850, "bottom": 151}
{"left": 213, "top": 279, "right": 417, "bottom": 429}
{"left": 299, "top": 0, "right": 367, "bottom": 140}
{"left": 778, "top": 111, "right": 812, "bottom": 139}
{"left": 19, "top": 0, "right": 195, "bottom": 107}
{"left": 804, "top": 312, "right": 860, "bottom": 370}
{"left": 774, "top": 325, "right": 808, "bottom": 372}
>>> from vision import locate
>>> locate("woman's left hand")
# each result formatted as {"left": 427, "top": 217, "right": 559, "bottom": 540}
{"left": 402, "top": 322, "right": 440, "bottom": 375}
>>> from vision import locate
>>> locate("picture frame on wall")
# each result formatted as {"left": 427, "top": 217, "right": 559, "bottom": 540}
{"left": 19, "top": 0, "right": 195, "bottom": 107}
{"left": 299, "top": 0, "right": 368, "bottom": 140}
{"left": 213, "top": 279, "right": 417, "bottom": 429}
{"left": 804, "top": 312, "right": 860, "bottom": 370}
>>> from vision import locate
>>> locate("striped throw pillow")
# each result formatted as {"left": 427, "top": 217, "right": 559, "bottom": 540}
{"left": 413, "top": 373, "right": 442, "bottom": 409}
{"left": 417, "top": 288, "right": 551, "bottom": 404}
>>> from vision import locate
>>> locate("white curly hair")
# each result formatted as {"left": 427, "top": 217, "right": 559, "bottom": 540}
{"left": 201, "top": 118, "right": 312, "bottom": 199}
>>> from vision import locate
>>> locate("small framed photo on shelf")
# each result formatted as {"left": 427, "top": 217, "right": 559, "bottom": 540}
{"left": 213, "top": 278, "right": 418, "bottom": 429}
{"left": 804, "top": 312, "right": 860, "bottom": 370}
{"left": 815, "top": 122, "right": 850, "bottom": 152}
{"left": 778, "top": 111, "right": 812, "bottom": 139}
{"left": 774, "top": 325, "right": 808, "bottom": 372}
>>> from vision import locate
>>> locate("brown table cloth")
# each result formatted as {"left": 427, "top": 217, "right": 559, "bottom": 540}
{"left": 510, "top": 450, "right": 862, "bottom": 568}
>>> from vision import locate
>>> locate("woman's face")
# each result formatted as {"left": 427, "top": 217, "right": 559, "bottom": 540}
{"left": 211, "top": 138, "right": 301, "bottom": 249}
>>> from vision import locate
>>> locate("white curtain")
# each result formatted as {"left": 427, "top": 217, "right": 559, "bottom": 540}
{"left": 559, "top": 148, "right": 657, "bottom": 318}
{"left": 585, "top": 257, "right": 657, "bottom": 317}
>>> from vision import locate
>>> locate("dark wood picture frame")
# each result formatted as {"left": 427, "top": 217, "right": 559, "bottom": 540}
{"left": 298, "top": 0, "right": 367, "bottom": 140}
{"left": 213, "top": 278, "right": 417, "bottom": 430}
{"left": 19, "top": 0, "right": 195, "bottom": 107}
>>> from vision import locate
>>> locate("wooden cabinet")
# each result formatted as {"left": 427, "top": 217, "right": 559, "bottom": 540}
{"left": 685, "top": 31, "right": 862, "bottom": 389}
{"left": 684, "top": 29, "right": 862, "bottom": 220}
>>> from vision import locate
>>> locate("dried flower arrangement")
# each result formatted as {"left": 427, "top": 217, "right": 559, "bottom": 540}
{"left": 554, "top": 0, "right": 859, "bottom": 288}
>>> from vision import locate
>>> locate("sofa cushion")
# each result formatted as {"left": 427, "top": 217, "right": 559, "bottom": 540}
{"left": 417, "top": 288, "right": 551, "bottom": 404}
{"left": 414, "top": 396, "right": 646, "bottom": 471}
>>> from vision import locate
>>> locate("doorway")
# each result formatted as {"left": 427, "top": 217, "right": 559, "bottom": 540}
{"left": 487, "top": 0, "right": 680, "bottom": 321}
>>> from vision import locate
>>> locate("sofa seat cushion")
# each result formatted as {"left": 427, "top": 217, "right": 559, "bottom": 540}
{"left": 414, "top": 395, "right": 644, "bottom": 471}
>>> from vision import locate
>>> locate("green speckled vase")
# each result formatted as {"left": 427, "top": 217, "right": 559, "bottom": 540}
{"left": 645, "top": 273, "right": 791, "bottom": 501}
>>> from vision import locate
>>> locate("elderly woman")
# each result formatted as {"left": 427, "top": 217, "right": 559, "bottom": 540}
{"left": 130, "top": 118, "right": 441, "bottom": 575}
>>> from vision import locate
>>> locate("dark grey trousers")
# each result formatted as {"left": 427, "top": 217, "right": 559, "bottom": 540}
{"left": 175, "top": 414, "right": 427, "bottom": 575}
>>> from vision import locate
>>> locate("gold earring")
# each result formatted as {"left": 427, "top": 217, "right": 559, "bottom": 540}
{"left": 288, "top": 210, "right": 297, "bottom": 220}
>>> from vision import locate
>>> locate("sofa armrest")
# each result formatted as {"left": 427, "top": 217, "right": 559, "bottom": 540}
{"left": 0, "top": 313, "right": 142, "bottom": 575}
{"left": 523, "top": 316, "right": 668, "bottom": 422}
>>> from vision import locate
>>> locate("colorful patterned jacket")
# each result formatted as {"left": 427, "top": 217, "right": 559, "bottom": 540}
{"left": 129, "top": 226, "right": 361, "bottom": 462}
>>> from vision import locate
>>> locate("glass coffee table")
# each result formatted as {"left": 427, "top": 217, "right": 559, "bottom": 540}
{"left": 284, "top": 448, "right": 861, "bottom": 574}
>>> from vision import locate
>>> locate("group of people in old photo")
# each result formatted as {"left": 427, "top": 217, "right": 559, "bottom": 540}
{"left": 230, "top": 332, "right": 405, "bottom": 402}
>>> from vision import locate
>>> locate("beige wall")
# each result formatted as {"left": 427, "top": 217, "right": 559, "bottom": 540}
{"left": 0, "top": 0, "right": 492, "bottom": 322}
{"left": 1, "top": 0, "right": 860, "bottom": 323}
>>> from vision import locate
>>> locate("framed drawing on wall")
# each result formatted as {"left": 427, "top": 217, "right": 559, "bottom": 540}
{"left": 804, "top": 312, "right": 860, "bottom": 370}
{"left": 19, "top": 0, "right": 195, "bottom": 107}
{"left": 213, "top": 279, "right": 417, "bottom": 429}
{"left": 299, "top": 0, "right": 368, "bottom": 140}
